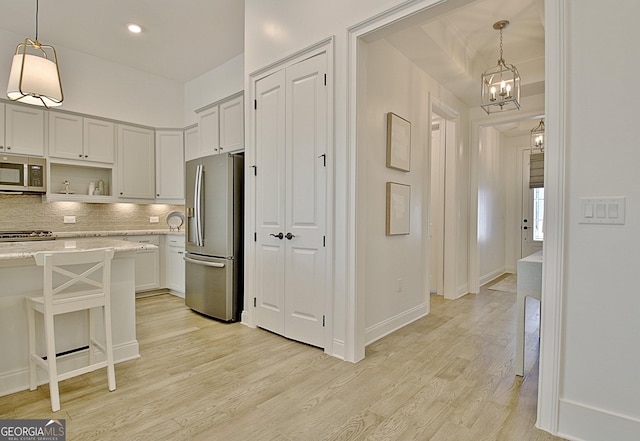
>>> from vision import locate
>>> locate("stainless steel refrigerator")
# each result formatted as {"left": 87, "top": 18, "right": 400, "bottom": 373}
{"left": 184, "top": 153, "right": 243, "bottom": 321}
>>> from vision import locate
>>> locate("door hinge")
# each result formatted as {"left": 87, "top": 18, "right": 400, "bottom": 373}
{"left": 254, "top": 297, "right": 257, "bottom": 308}
{"left": 254, "top": 232, "right": 257, "bottom": 242}
{"left": 323, "top": 315, "right": 326, "bottom": 327}
{"left": 318, "top": 153, "right": 326, "bottom": 167}
{"left": 254, "top": 99, "right": 257, "bottom": 110}
{"left": 324, "top": 73, "right": 327, "bottom": 86}
{"left": 250, "top": 165, "right": 257, "bottom": 176}
{"left": 323, "top": 235, "right": 326, "bottom": 247}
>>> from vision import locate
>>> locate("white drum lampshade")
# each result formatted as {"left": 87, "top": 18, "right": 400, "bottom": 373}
{"left": 7, "top": 42, "right": 63, "bottom": 108}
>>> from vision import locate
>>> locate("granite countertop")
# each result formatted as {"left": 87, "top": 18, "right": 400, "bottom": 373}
{"left": 54, "top": 229, "right": 185, "bottom": 238}
{"left": 0, "top": 237, "right": 158, "bottom": 261}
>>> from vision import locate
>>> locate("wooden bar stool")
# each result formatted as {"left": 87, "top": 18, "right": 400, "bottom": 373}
{"left": 25, "top": 248, "right": 116, "bottom": 412}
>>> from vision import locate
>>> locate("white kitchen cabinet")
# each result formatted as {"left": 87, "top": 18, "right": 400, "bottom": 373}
{"left": 48, "top": 112, "right": 83, "bottom": 160}
{"left": 219, "top": 94, "right": 244, "bottom": 153}
{"left": 184, "top": 125, "right": 199, "bottom": 161}
{"left": 117, "top": 124, "right": 155, "bottom": 199}
{"left": 192, "top": 93, "right": 244, "bottom": 159}
{"left": 125, "top": 235, "right": 161, "bottom": 292}
{"left": 197, "top": 105, "right": 219, "bottom": 157}
{"left": 83, "top": 118, "right": 116, "bottom": 163}
{"left": 49, "top": 114, "right": 115, "bottom": 164}
{"left": 1, "top": 103, "right": 45, "bottom": 156}
{"left": 165, "top": 235, "right": 185, "bottom": 296}
{"left": 155, "top": 130, "right": 184, "bottom": 201}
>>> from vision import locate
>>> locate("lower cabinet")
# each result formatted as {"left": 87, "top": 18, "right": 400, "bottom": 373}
{"left": 124, "top": 235, "right": 160, "bottom": 292}
{"left": 165, "top": 235, "right": 185, "bottom": 296}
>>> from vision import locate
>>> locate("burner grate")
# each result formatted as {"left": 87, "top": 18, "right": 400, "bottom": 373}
{"left": 0, "top": 230, "right": 56, "bottom": 242}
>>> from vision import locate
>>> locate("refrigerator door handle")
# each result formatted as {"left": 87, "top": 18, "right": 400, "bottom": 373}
{"left": 184, "top": 256, "right": 225, "bottom": 268}
{"left": 194, "top": 164, "right": 204, "bottom": 246}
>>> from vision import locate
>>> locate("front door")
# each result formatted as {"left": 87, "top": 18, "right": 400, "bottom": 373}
{"left": 255, "top": 53, "right": 328, "bottom": 348}
{"left": 521, "top": 149, "right": 544, "bottom": 257}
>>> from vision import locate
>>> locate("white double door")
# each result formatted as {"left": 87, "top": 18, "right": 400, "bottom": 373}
{"left": 254, "top": 53, "right": 328, "bottom": 348}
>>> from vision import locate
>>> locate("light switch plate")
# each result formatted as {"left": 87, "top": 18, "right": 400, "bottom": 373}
{"left": 579, "top": 197, "right": 625, "bottom": 225}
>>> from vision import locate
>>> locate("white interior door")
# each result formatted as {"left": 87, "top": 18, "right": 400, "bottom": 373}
{"left": 521, "top": 149, "right": 543, "bottom": 258}
{"left": 255, "top": 53, "right": 328, "bottom": 348}
{"left": 429, "top": 120, "right": 445, "bottom": 295}
{"left": 284, "top": 54, "right": 327, "bottom": 347}
{"left": 255, "top": 69, "right": 287, "bottom": 335}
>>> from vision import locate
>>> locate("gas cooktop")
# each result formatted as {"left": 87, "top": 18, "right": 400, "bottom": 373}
{"left": 0, "top": 230, "right": 56, "bottom": 242}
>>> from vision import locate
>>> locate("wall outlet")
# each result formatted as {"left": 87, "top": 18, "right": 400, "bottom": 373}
{"left": 149, "top": 216, "right": 159, "bottom": 223}
{"left": 63, "top": 216, "right": 76, "bottom": 224}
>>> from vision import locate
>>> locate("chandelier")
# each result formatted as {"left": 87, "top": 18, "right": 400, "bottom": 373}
{"left": 530, "top": 119, "right": 545, "bottom": 152}
{"left": 6, "top": 0, "right": 63, "bottom": 108}
{"left": 480, "top": 20, "right": 520, "bottom": 114}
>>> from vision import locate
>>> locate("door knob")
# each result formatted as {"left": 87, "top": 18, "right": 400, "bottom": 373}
{"left": 285, "top": 232, "right": 296, "bottom": 240}
{"left": 523, "top": 226, "right": 528, "bottom": 230}
{"left": 270, "top": 232, "right": 284, "bottom": 239}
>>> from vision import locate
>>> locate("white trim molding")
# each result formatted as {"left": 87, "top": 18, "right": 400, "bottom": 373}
{"left": 536, "top": 0, "right": 566, "bottom": 435}
{"left": 558, "top": 399, "right": 640, "bottom": 441}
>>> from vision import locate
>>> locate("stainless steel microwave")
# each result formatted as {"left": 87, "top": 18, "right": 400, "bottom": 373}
{"left": 0, "top": 154, "right": 46, "bottom": 193}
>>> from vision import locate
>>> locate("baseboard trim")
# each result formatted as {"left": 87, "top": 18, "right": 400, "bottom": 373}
{"left": 331, "top": 339, "right": 346, "bottom": 360}
{"left": 365, "top": 303, "right": 428, "bottom": 346}
{"left": 479, "top": 267, "right": 506, "bottom": 287}
{"left": 557, "top": 398, "right": 640, "bottom": 441}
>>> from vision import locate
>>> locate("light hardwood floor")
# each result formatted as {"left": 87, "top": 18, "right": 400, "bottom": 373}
{"left": 1, "top": 280, "right": 565, "bottom": 440}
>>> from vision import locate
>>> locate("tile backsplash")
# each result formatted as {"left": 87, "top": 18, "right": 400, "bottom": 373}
{"left": 0, "top": 195, "right": 184, "bottom": 232}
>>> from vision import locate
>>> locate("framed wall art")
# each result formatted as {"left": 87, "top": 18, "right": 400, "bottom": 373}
{"left": 386, "top": 112, "right": 411, "bottom": 172}
{"left": 386, "top": 182, "right": 411, "bottom": 236}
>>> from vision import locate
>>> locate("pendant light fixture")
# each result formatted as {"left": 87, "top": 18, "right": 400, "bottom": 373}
{"left": 6, "top": 0, "right": 63, "bottom": 108}
{"left": 480, "top": 20, "right": 520, "bottom": 114}
{"left": 530, "top": 119, "right": 545, "bottom": 152}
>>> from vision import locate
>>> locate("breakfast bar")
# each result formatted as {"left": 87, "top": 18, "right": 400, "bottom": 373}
{"left": 0, "top": 238, "right": 156, "bottom": 396}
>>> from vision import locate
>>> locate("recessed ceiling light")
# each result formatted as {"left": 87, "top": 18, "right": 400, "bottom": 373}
{"left": 127, "top": 23, "right": 142, "bottom": 34}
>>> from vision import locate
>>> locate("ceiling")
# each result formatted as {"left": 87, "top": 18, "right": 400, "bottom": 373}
{"left": 0, "top": 0, "right": 245, "bottom": 83}
{"left": 0, "top": 0, "right": 543, "bottom": 134}
{"left": 368, "top": 0, "right": 545, "bottom": 135}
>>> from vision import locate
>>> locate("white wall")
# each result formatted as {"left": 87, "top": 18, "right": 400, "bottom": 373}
{"left": 183, "top": 54, "right": 244, "bottom": 126}
{"left": 555, "top": 1, "right": 640, "bottom": 439}
{"left": 245, "top": 0, "right": 427, "bottom": 360}
{"left": 0, "top": 29, "right": 184, "bottom": 128}
{"left": 362, "top": 39, "right": 430, "bottom": 342}
{"left": 477, "top": 126, "right": 507, "bottom": 284}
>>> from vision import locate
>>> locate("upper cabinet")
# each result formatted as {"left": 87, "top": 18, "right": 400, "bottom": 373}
{"left": 1, "top": 103, "right": 45, "bottom": 156}
{"left": 184, "top": 125, "right": 199, "bottom": 162}
{"left": 49, "top": 113, "right": 115, "bottom": 164}
{"left": 155, "top": 130, "right": 184, "bottom": 201}
{"left": 198, "top": 105, "right": 219, "bottom": 157}
{"left": 193, "top": 92, "right": 244, "bottom": 160}
{"left": 117, "top": 124, "right": 155, "bottom": 200}
{"left": 84, "top": 118, "right": 115, "bottom": 164}
{"left": 219, "top": 94, "right": 244, "bottom": 153}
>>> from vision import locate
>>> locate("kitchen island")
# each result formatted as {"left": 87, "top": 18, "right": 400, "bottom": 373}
{"left": 0, "top": 238, "right": 157, "bottom": 397}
